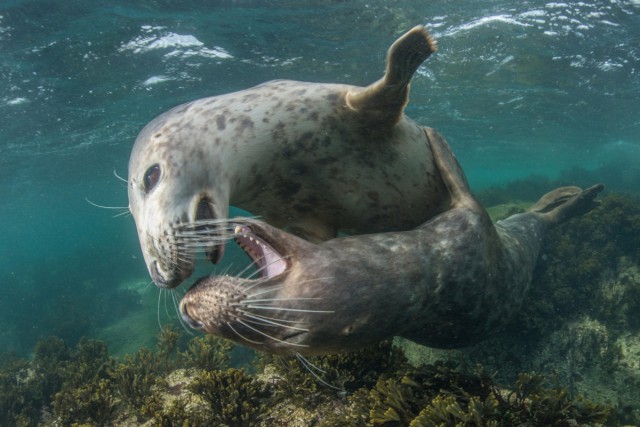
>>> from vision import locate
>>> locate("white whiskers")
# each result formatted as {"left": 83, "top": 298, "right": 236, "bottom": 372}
{"left": 236, "top": 319, "right": 309, "bottom": 348}
{"left": 238, "top": 311, "right": 309, "bottom": 331}
{"left": 156, "top": 286, "right": 194, "bottom": 335}
{"left": 227, "top": 322, "right": 263, "bottom": 345}
{"left": 85, "top": 197, "right": 130, "bottom": 218}
{"left": 245, "top": 285, "right": 285, "bottom": 298}
{"left": 295, "top": 353, "right": 341, "bottom": 390}
{"left": 241, "top": 304, "right": 334, "bottom": 314}
{"left": 140, "top": 217, "right": 258, "bottom": 286}
{"left": 113, "top": 169, "right": 128, "bottom": 184}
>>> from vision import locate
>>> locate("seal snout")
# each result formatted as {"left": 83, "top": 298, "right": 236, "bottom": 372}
{"left": 149, "top": 260, "right": 183, "bottom": 289}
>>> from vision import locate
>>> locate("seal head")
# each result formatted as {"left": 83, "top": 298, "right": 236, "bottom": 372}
{"left": 128, "top": 121, "right": 230, "bottom": 287}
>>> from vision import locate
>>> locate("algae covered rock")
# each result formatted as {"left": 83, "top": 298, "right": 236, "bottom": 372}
{"left": 0, "top": 331, "right": 615, "bottom": 426}
{"left": 189, "top": 368, "right": 272, "bottom": 426}
{"left": 396, "top": 192, "right": 640, "bottom": 425}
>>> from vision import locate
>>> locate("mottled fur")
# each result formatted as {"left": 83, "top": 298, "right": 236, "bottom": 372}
{"left": 180, "top": 129, "right": 603, "bottom": 355}
{"left": 128, "top": 26, "right": 449, "bottom": 288}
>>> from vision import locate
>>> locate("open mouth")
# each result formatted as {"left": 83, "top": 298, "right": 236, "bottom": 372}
{"left": 234, "top": 224, "right": 287, "bottom": 279}
{"left": 206, "top": 244, "right": 224, "bottom": 265}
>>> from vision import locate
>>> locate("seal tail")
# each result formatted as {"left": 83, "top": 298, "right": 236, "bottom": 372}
{"left": 346, "top": 26, "right": 437, "bottom": 125}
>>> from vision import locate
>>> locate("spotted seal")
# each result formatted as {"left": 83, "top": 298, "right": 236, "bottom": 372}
{"left": 179, "top": 128, "right": 604, "bottom": 355}
{"left": 128, "top": 26, "right": 450, "bottom": 289}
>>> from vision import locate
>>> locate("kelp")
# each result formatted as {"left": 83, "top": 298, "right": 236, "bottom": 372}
{"left": 0, "top": 332, "right": 614, "bottom": 426}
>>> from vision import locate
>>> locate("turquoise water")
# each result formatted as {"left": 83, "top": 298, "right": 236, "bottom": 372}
{"left": 0, "top": 0, "right": 639, "bottom": 355}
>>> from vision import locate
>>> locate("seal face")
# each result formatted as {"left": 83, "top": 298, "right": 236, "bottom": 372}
{"left": 128, "top": 26, "right": 450, "bottom": 288}
{"left": 180, "top": 128, "right": 604, "bottom": 355}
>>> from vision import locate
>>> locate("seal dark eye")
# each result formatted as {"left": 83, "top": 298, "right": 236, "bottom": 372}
{"left": 143, "top": 164, "right": 161, "bottom": 193}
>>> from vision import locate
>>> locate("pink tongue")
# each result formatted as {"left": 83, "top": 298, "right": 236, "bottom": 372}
{"left": 261, "top": 244, "right": 286, "bottom": 277}
{"left": 234, "top": 225, "right": 286, "bottom": 278}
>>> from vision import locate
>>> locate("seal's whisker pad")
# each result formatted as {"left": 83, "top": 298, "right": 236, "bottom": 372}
{"left": 240, "top": 312, "right": 309, "bottom": 332}
{"left": 235, "top": 319, "right": 309, "bottom": 348}
{"left": 226, "top": 322, "right": 263, "bottom": 345}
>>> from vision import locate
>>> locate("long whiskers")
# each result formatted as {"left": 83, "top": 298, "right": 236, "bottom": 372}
{"left": 227, "top": 322, "right": 263, "bottom": 345}
{"left": 236, "top": 310, "right": 307, "bottom": 326}
{"left": 239, "top": 311, "right": 309, "bottom": 332}
{"left": 143, "top": 231, "right": 223, "bottom": 269}
{"left": 178, "top": 219, "right": 239, "bottom": 228}
{"left": 169, "top": 222, "right": 237, "bottom": 259}
{"left": 157, "top": 289, "right": 164, "bottom": 331}
{"left": 295, "top": 353, "right": 341, "bottom": 390}
{"left": 156, "top": 286, "right": 194, "bottom": 335}
{"left": 85, "top": 197, "right": 131, "bottom": 218}
{"left": 113, "top": 169, "right": 128, "bottom": 184}
{"left": 244, "top": 277, "right": 334, "bottom": 299}
{"left": 240, "top": 297, "right": 323, "bottom": 304}
{"left": 244, "top": 285, "right": 286, "bottom": 298}
{"left": 236, "top": 319, "right": 309, "bottom": 348}
{"left": 235, "top": 258, "right": 263, "bottom": 279}
{"left": 113, "top": 210, "right": 132, "bottom": 218}
{"left": 171, "top": 288, "right": 195, "bottom": 335}
{"left": 241, "top": 305, "right": 334, "bottom": 314}
{"left": 142, "top": 217, "right": 259, "bottom": 273}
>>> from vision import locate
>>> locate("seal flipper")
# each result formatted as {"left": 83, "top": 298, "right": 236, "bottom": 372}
{"left": 423, "top": 127, "right": 480, "bottom": 211}
{"left": 534, "top": 184, "right": 605, "bottom": 226}
{"left": 346, "top": 26, "right": 437, "bottom": 125}
{"left": 528, "top": 186, "right": 582, "bottom": 213}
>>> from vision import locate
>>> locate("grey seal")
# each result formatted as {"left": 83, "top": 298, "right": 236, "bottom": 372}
{"left": 179, "top": 128, "right": 604, "bottom": 355}
{"left": 128, "top": 26, "right": 450, "bottom": 288}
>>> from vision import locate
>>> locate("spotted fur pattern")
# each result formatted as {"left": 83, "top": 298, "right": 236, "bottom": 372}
{"left": 128, "top": 26, "right": 449, "bottom": 288}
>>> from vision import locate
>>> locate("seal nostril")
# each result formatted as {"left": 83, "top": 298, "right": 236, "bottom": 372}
{"left": 149, "top": 261, "right": 180, "bottom": 289}
{"left": 195, "top": 197, "right": 214, "bottom": 221}
{"left": 195, "top": 196, "right": 225, "bottom": 264}
{"left": 149, "top": 261, "right": 161, "bottom": 284}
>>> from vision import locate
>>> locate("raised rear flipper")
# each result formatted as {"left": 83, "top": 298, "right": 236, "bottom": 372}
{"left": 346, "top": 26, "right": 437, "bottom": 125}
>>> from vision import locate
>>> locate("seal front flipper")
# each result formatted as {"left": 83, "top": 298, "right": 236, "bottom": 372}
{"left": 423, "top": 127, "right": 481, "bottom": 212}
{"left": 346, "top": 26, "right": 437, "bottom": 125}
